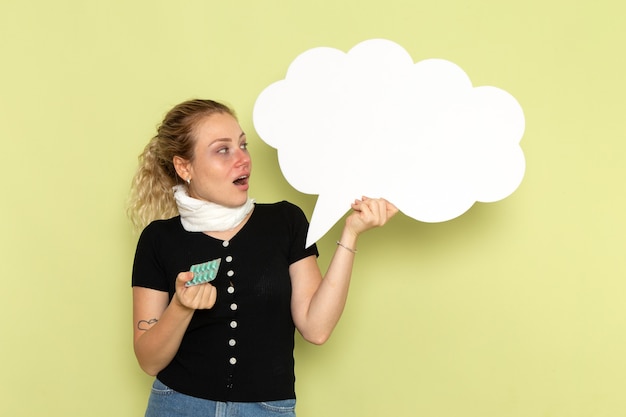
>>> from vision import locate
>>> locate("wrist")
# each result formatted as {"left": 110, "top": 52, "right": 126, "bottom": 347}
{"left": 336, "top": 240, "right": 357, "bottom": 254}
{"left": 337, "top": 227, "right": 359, "bottom": 253}
{"left": 171, "top": 293, "right": 196, "bottom": 314}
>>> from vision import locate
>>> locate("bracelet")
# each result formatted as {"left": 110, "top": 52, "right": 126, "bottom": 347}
{"left": 336, "top": 241, "right": 357, "bottom": 254}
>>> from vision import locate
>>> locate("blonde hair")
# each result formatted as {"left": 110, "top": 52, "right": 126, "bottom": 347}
{"left": 127, "top": 99, "right": 236, "bottom": 231}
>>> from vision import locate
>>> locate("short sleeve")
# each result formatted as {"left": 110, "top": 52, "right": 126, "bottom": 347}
{"left": 282, "top": 201, "right": 319, "bottom": 264}
{"left": 131, "top": 222, "right": 169, "bottom": 292}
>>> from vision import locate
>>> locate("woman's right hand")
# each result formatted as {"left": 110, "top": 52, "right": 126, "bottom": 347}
{"left": 173, "top": 271, "right": 217, "bottom": 310}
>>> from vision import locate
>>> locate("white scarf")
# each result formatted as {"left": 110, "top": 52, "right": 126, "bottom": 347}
{"left": 173, "top": 185, "right": 255, "bottom": 232}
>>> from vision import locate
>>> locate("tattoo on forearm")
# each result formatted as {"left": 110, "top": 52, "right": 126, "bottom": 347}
{"left": 137, "top": 318, "right": 158, "bottom": 331}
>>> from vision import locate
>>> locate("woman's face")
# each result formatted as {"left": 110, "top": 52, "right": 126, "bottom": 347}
{"left": 183, "top": 112, "right": 251, "bottom": 207}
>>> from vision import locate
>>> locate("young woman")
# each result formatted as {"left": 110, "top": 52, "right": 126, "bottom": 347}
{"left": 128, "top": 99, "right": 397, "bottom": 417}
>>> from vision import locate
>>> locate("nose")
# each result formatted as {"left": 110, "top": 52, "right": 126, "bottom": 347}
{"left": 235, "top": 147, "right": 250, "bottom": 167}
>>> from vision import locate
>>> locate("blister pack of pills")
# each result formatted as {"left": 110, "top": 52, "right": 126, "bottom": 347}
{"left": 185, "top": 258, "right": 222, "bottom": 287}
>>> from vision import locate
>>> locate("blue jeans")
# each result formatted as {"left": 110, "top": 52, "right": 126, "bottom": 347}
{"left": 145, "top": 379, "right": 296, "bottom": 417}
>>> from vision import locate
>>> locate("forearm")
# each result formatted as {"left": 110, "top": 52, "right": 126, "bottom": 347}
{"left": 300, "top": 228, "right": 358, "bottom": 344}
{"left": 134, "top": 299, "right": 195, "bottom": 376}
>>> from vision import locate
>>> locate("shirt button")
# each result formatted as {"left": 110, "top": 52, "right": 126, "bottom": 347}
{"left": 227, "top": 270, "right": 234, "bottom": 277}
{"left": 225, "top": 256, "right": 233, "bottom": 262}
{"left": 229, "top": 357, "right": 237, "bottom": 365}
{"left": 227, "top": 286, "right": 235, "bottom": 294}
{"left": 230, "top": 303, "right": 238, "bottom": 311}
{"left": 230, "top": 320, "right": 238, "bottom": 329}
{"left": 229, "top": 339, "right": 236, "bottom": 347}
{"left": 222, "top": 240, "right": 229, "bottom": 247}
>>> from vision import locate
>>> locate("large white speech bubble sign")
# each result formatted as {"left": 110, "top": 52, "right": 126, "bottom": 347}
{"left": 253, "top": 39, "right": 525, "bottom": 248}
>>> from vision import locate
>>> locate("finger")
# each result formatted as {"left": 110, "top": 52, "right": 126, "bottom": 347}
{"left": 357, "top": 198, "right": 373, "bottom": 218}
{"left": 196, "top": 284, "right": 217, "bottom": 309}
{"left": 206, "top": 285, "right": 217, "bottom": 308}
{"left": 385, "top": 200, "right": 399, "bottom": 217}
{"left": 188, "top": 283, "right": 217, "bottom": 309}
{"left": 360, "top": 197, "right": 384, "bottom": 222}
{"left": 367, "top": 198, "right": 382, "bottom": 222}
{"left": 176, "top": 271, "right": 194, "bottom": 287}
{"left": 376, "top": 198, "right": 387, "bottom": 220}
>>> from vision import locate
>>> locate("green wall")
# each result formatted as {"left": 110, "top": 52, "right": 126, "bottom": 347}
{"left": 1, "top": 1, "right": 625, "bottom": 416}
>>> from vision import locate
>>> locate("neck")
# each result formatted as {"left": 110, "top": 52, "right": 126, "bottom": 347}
{"left": 173, "top": 185, "right": 255, "bottom": 233}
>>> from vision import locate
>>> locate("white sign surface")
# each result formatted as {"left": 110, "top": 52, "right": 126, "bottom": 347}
{"left": 253, "top": 39, "right": 526, "bottom": 247}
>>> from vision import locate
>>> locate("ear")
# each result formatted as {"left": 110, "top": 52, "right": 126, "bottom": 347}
{"left": 173, "top": 156, "right": 192, "bottom": 182}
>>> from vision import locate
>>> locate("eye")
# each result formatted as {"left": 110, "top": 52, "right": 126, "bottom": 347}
{"left": 240, "top": 142, "right": 249, "bottom": 150}
{"left": 217, "top": 146, "right": 229, "bottom": 154}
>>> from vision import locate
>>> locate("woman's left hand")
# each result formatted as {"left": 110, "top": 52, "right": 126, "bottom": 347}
{"left": 345, "top": 196, "right": 398, "bottom": 237}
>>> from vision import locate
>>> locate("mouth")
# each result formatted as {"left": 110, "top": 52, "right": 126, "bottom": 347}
{"left": 233, "top": 175, "right": 249, "bottom": 186}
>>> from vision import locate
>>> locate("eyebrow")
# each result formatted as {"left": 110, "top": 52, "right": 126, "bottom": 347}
{"left": 209, "top": 132, "right": 246, "bottom": 146}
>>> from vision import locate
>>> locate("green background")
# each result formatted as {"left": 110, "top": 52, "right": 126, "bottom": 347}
{"left": 1, "top": 1, "right": 625, "bottom": 416}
